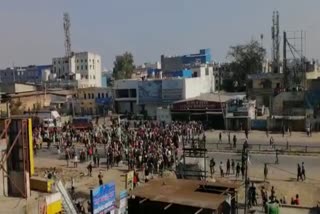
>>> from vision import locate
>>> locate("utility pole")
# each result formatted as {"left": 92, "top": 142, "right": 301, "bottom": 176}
{"left": 243, "top": 148, "right": 249, "bottom": 214}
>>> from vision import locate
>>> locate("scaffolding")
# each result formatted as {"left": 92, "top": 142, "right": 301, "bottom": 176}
{"left": 0, "top": 118, "right": 33, "bottom": 198}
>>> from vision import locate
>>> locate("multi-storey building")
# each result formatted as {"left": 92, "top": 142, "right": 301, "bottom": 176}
{"left": 0, "top": 65, "right": 51, "bottom": 84}
{"left": 52, "top": 52, "right": 102, "bottom": 88}
{"left": 161, "top": 49, "right": 211, "bottom": 72}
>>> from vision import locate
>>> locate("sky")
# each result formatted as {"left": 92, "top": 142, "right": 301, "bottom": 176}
{"left": 0, "top": 0, "right": 320, "bottom": 70}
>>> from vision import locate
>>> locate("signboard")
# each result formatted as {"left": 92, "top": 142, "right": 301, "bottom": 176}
{"left": 162, "top": 79, "right": 183, "bottom": 102}
{"left": 172, "top": 100, "right": 223, "bottom": 111}
{"left": 138, "top": 80, "right": 162, "bottom": 104}
{"left": 119, "top": 191, "right": 128, "bottom": 214}
{"left": 90, "top": 182, "right": 116, "bottom": 214}
{"left": 125, "top": 171, "right": 134, "bottom": 191}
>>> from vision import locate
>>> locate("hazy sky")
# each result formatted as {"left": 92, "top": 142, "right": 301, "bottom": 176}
{"left": 0, "top": 0, "right": 319, "bottom": 69}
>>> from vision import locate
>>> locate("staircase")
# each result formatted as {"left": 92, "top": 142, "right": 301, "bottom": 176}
{"left": 56, "top": 180, "right": 78, "bottom": 214}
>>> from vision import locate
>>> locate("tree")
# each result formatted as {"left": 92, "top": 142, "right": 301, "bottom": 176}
{"left": 112, "top": 52, "right": 135, "bottom": 80}
{"left": 227, "top": 40, "right": 266, "bottom": 90}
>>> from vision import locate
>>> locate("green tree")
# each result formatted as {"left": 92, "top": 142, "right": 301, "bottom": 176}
{"left": 227, "top": 40, "right": 266, "bottom": 90}
{"left": 112, "top": 52, "right": 135, "bottom": 80}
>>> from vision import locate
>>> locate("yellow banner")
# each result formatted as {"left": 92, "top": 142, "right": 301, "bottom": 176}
{"left": 28, "top": 119, "right": 35, "bottom": 176}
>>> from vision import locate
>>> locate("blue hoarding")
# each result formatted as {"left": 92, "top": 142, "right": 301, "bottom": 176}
{"left": 90, "top": 182, "right": 116, "bottom": 214}
{"left": 138, "top": 80, "right": 162, "bottom": 104}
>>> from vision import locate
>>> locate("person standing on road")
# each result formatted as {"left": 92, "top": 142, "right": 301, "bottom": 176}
{"left": 226, "top": 159, "right": 230, "bottom": 175}
{"left": 231, "top": 159, "right": 235, "bottom": 174}
{"left": 236, "top": 162, "right": 240, "bottom": 178}
{"left": 219, "top": 161, "right": 224, "bottom": 177}
{"left": 98, "top": 170, "right": 103, "bottom": 185}
{"left": 245, "top": 128, "right": 248, "bottom": 139}
{"left": 301, "top": 162, "right": 306, "bottom": 181}
{"left": 210, "top": 158, "right": 215, "bottom": 177}
{"left": 87, "top": 162, "right": 93, "bottom": 177}
{"left": 233, "top": 135, "right": 237, "bottom": 148}
{"left": 264, "top": 163, "right": 268, "bottom": 181}
{"left": 219, "top": 132, "right": 222, "bottom": 143}
{"left": 297, "top": 163, "right": 302, "bottom": 181}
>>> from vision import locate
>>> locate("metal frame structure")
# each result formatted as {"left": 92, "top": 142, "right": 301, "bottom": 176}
{"left": 0, "top": 118, "right": 30, "bottom": 198}
{"left": 283, "top": 30, "right": 307, "bottom": 89}
{"left": 181, "top": 136, "right": 208, "bottom": 180}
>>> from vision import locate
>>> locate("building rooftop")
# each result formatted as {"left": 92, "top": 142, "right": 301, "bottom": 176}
{"left": 130, "top": 178, "right": 241, "bottom": 210}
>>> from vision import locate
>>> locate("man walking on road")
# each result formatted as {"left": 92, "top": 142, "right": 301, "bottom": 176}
{"left": 226, "top": 159, "right": 230, "bottom": 175}
{"left": 218, "top": 132, "right": 222, "bottom": 143}
{"left": 233, "top": 135, "right": 237, "bottom": 148}
{"left": 264, "top": 163, "right": 268, "bottom": 181}
{"left": 236, "top": 162, "right": 240, "bottom": 178}
{"left": 210, "top": 158, "right": 215, "bottom": 177}
{"left": 219, "top": 161, "right": 224, "bottom": 177}
{"left": 297, "top": 163, "right": 302, "bottom": 181}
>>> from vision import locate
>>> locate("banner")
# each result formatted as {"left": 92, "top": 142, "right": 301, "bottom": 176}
{"left": 90, "top": 182, "right": 116, "bottom": 214}
{"left": 138, "top": 80, "right": 162, "bottom": 104}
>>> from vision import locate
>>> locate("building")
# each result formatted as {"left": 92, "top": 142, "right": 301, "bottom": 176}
{"left": 1, "top": 90, "right": 74, "bottom": 115}
{"left": 113, "top": 67, "right": 215, "bottom": 117}
{"left": 52, "top": 52, "right": 102, "bottom": 88}
{"left": 161, "top": 49, "right": 212, "bottom": 72}
{"left": 75, "top": 87, "right": 112, "bottom": 115}
{"left": 129, "top": 178, "right": 240, "bottom": 214}
{"left": 0, "top": 83, "right": 37, "bottom": 94}
{"left": 247, "top": 73, "right": 284, "bottom": 108}
{"left": 0, "top": 65, "right": 51, "bottom": 84}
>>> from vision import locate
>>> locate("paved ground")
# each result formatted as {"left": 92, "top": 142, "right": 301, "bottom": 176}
{"left": 207, "top": 152, "right": 320, "bottom": 207}
{"left": 205, "top": 130, "right": 320, "bottom": 146}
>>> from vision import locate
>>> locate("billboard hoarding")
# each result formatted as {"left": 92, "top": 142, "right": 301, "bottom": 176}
{"left": 138, "top": 80, "right": 162, "bottom": 104}
{"left": 90, "top": 182, "right": 116, "bottom": 214}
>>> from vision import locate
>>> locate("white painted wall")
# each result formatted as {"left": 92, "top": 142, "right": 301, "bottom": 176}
{"left": 184, "top": 75, "right": 215, "bottom": 99}
{"left": 52, "top": 52, "right": 102, "bottom": 88}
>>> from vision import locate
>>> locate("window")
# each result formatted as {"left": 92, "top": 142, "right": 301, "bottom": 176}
{"left": 85, "top": 59, "right": 87, "bottom": 62}
{"left": 84, "top": 93, "right": 86, "bottom": 99}
{"left": 85, "top": 65, "right": 88, "bottom": 70}
{"left": 81, "top": 65, "right": 83, "bottom": 70}
{"left": 88, "top": 93, "right": 91, "bottom": 99}
{"left": 77, "top": 59, "right": 79, "bottom": 63}
{"left": 93, "top": 75, "right": 95, "bottom": 79}
{"left": 81, "top": 75, "right": 83, "bottom": 79}
{"left": 98, "top": 93, "right": 100, "bottom": 99}
{"left": 102, "top": 93, "right": 104, "bottom": 98}
{"left": 77, "top": 66, "right": 79, "bottom": 71}
{"left": 92, "top": 93, "right": 94, "bottom": 99}
{"left": 92, "top": 59, "right": 95, "bottom": 63}
{"left": 86, "top": 75, "right": 88, "bottom": 79}
{"left": 81, "top": 59, "right": 83, "bottom": 63}
{"left": 90, "top": 65, "right": 92, "bottom": 69}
